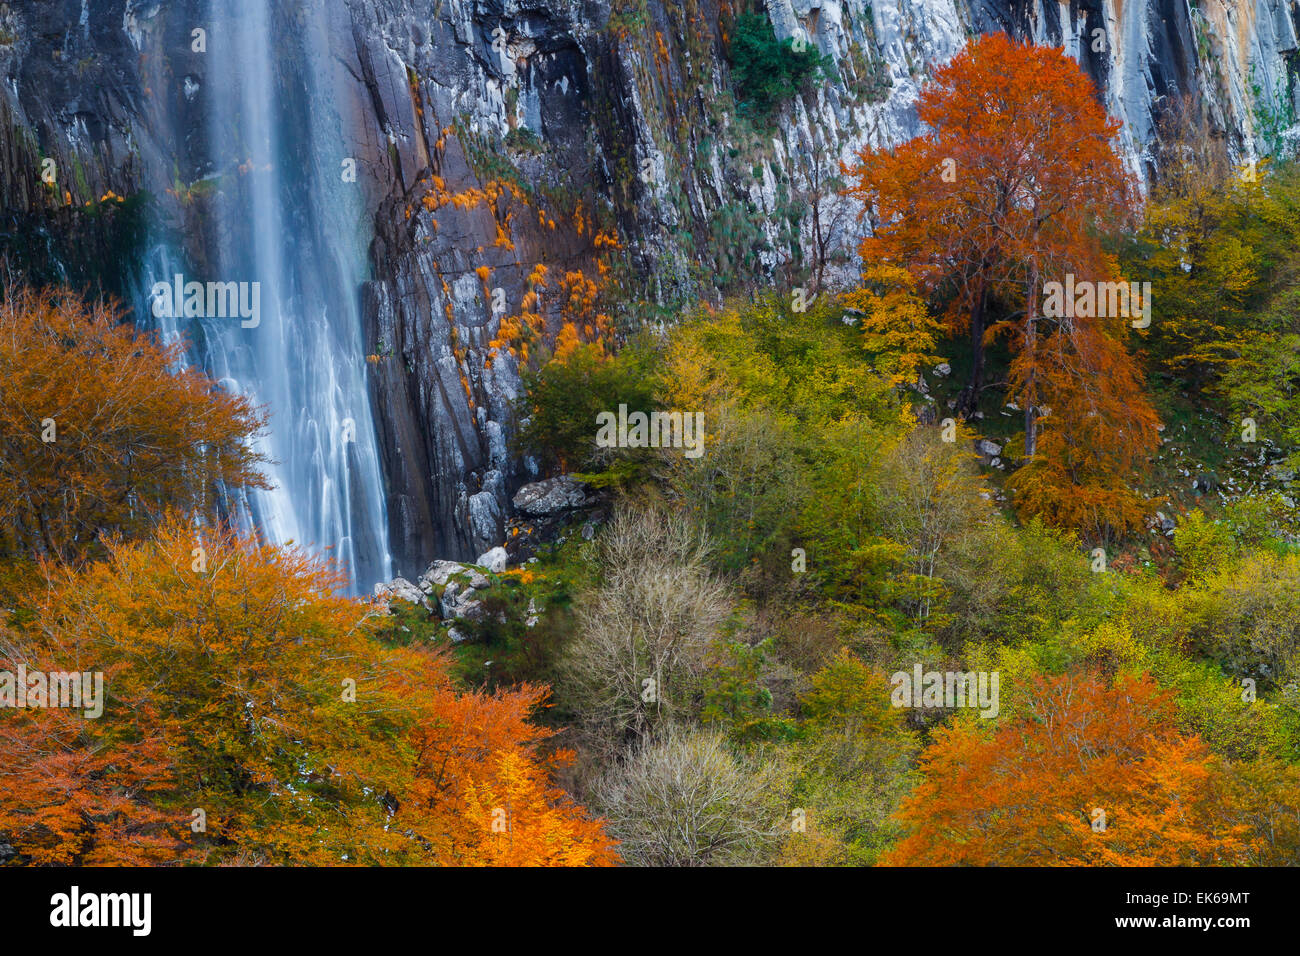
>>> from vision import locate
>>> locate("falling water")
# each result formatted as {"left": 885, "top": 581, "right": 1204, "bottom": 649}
{"left": 138, "top": 0, "right": 392, "bottom": 593}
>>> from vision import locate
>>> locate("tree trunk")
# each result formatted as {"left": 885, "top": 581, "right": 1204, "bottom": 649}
{"left": 1024, "top": 264, "right": 1039, "bottom": 458}
{"left": 960, "top": 286, "right": 986, "bottom": 416}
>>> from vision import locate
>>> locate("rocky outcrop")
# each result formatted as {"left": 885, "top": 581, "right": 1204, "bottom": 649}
{"left": 505, "top": 474, "right": 603, "bottom": 561}
{"left": 512, "top": 475, "right": 590, "bottom": 516}
{"left": 375, "top": 556, "right": 500, "bottom": 643}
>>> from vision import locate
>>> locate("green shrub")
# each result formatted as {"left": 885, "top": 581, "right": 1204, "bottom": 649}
{"left": 727, "top": 13, "right": 830, "bottom": 118}
{"left": 515, "top": 340, "right": 661, "bottom": 474}
{"left": 1175, "top": 509, "right": 1239, "bottom": 582}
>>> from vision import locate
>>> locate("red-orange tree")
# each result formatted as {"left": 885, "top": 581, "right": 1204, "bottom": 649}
{"left": 847, "top": 33, "right": 1159, "bottom": 538}
{"left": 882, "top": 672, "right": 1249, "bottom": 866}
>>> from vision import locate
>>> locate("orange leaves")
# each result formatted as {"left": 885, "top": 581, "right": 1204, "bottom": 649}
{"left": 846, "top": 33, "right": 1157, "bottom": 539}
{"left": 883, "top": 672, "right": 1249, "bottom": 866}
{"left": 0, "top": 288, "right": 268, "bottom": 562}
{"left": 552, "top": 322, "right": 583, "bottom": 362}
{"left": 401, "top": 678, "right": 618, "bottom": 866}
{"left": 1005, "top": 315, "right": 1162, "bottom": 540}
{"left": 849, "top": 31, "right": 1137, "bottom": 319}
{"left": 415, "top": 172, "right": 520, "bottom": 254}
{"left": 0, "top": 702, "right": 182, "bottom": 865}
{"left": 490, "top": 258, "right": 614, "bottom": 371}
{"left": 459, "top": 750, "right": 619, "bottom": 866}
{"left": 493, "top": 219, "right": 515, "bottom": 251}
{"left": 556, "top": 271, "right": 612, "bottom": 356}
{"left": 593, "top": 230, "right": 621, "bottom": 250}
{"left": 562, "top": 270, "right": 598, "bottom": 315}
{"left": 0, "top": 520, "right": 617, "bottom": 866}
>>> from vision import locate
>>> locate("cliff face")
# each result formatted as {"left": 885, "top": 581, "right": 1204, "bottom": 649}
{"left": 2, "top": 0, "right": 1297, "bottom": 583}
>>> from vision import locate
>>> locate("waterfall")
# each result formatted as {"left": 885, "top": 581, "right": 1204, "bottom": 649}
{"left": 138, "top": 0, "right": 392, "bottom": 593}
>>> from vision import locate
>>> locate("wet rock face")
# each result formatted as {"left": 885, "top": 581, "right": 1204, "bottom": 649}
{"left": 348, "top": 0, "right": 600, "bottom": 575}
{"left": 4, "top": 0, "right": 1299, "bottom": 579}
{"left": 969, "top": 0, "right": 1300, "bottom": 175}
{"left": 0, "top": 0, "right": 188, "bottom": 295}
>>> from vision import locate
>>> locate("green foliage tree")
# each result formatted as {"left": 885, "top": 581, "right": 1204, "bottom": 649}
{"left": 516, "top": 340, "right": 660, "bottom": 475}
{"left": 727, "top": 13, "right": 830, "bottom": 119}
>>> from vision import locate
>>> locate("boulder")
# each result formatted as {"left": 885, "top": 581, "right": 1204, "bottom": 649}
{"left": 374, "top": 577, "right": 427, "bottom": 607}
{"left": 476, "top": 546, "right": 509, "bottom": 573}
{"left": 439, "top": 581, "right": 485, "bottom": 622}
{"left": 512, "top": 475, "right": 588, "bottom": 516}
{"left": 467, "top": 491, "right": 504, "bottom": 551}
{"left": 419, "top": 560, "right": 488, "bottom": 592}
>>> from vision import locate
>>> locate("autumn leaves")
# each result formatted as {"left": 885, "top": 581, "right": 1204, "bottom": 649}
{"left": 884, "top": 672, "right": 1300, "bottom": 866}
{"left": 0, "top": 519, "right": 618, "bottom": 866}
{"left": 847, "top": 32, "right": 1160, "bottom": 543}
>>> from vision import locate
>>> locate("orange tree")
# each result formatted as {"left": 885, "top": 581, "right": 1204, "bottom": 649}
{"left": 0, "top": 288, "right": 268, "bottom": 562}
{"left": 882, "top": 671, "right": 1251, "bottom": 866}
{"left": 847, "top": 33, "right": 1158, "bottom": 539}
{"left": 0, "top": 519, "right": 617, "bottom": 866}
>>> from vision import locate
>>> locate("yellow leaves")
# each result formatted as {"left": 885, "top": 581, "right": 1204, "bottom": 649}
{"left": 1201, "top": 235, "right": 1258, "bottom": 302}
{"left": 845, "top": 265, "right": 946, "bottom": 386}
{"left": 0, "top": 289, "right": 268, "bottom": 563}
{"left": 1077, "top": 619, "right": 1149, "bottom": 675}
{"left": 660, "top": 309, "right": 747, "bottom": 413}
